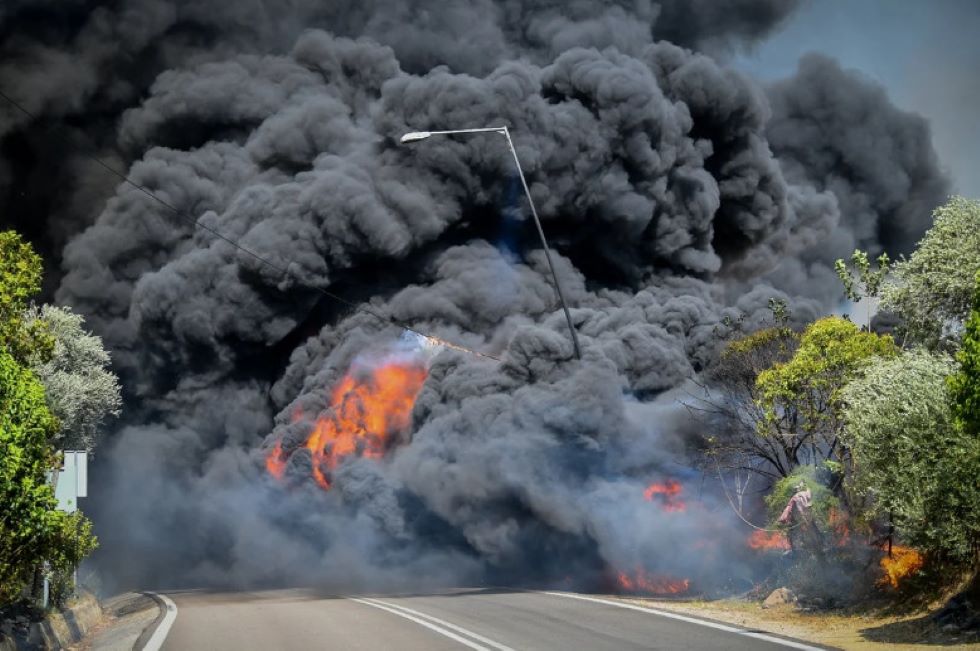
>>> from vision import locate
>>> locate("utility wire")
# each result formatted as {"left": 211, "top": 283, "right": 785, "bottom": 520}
{"left": 0, "top": 88, "right": 501, "bottom": 362}
{"left": 714, "top": 460, "right": 801, "bottom": 532}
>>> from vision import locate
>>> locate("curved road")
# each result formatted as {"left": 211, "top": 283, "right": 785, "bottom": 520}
{"left": 156, "top": 588, "right": 828, "bottom": 651}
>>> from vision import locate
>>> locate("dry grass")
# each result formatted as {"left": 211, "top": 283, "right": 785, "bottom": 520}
{"left": 612, "top": 595, "right": 980, "bottom": 650}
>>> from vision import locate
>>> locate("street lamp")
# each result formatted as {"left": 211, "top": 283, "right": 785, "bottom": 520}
{"left": 399, "top": 126, "right": 582, "bottom": 360}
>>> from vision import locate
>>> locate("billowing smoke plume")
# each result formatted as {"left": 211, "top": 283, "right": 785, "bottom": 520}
{"left": 760, "top": 53, "right": 950, "bottom": 304}
{"left": 0, "top": 0, "right": 949, "bottom": 592}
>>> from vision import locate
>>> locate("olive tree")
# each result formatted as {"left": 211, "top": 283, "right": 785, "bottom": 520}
{"left": 840, "top": 350, "right": 972, "bottom": 557}
{"left": 881, "top": 196, "right": 980, "bottom": 349}
{"left": 23, "top": 305, "right": 122, "bottom": 452}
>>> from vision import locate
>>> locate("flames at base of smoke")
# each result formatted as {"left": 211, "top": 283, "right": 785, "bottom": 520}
{"left": 616, "top": 568, "right": 691, "bottom": 595}
{"left": 14, "top": 0, "right": 948, "bottom": 593}
{"left": 878, "top": 545, "right": 925, "bottom": 589}
{"left": 266, "top": 440, "right": 287, "bottom": 480}
{"left": 747, "top": 530, "right": 791, "bottom": 551}
{"left": 609, "top": 478, "right": 694, "bottom": 594}
{"left": 644, "top": 479, "right": 686, "bottom": 512}
{"left": 266, "top": 355, "right": 428, "bottom": 489}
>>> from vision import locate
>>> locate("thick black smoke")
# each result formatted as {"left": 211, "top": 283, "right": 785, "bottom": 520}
{"left": 760, "top": 53, "right": 950, "bottom": 304}
{"left": 0, "top": 1, "right": 949, "bottom": 592}
{"left": 0, "top": 0, "right": 800, "bottom": 262}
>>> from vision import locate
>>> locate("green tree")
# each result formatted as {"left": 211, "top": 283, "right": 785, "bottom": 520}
{"left": 0, "top": 231, "right": 98, "bottom": 606}
{"left": 940, "top": 271, "right": 980, "bottom": 567}
{"left": 767, "top": 467, "right": 839, "bottom": 525}
{"left": 23, "top": 305, "right": 122, "bottom": 452}
{"left": 840, "top": 349, "right": 972, "bottom": 559}
{"left": 949, "top": 271, "right": 980, "bottom": 439}
{"left": 0, "top": 349, "right": 65, "bottom": 603}
{"left": 698, "top": 326, "right": 802, "bottom": 480}
{"left": 881, "top": 196, "right": 980, "bottom": 349}
{"left": 757, "top": 317, "right": 897, "bottom": 476}
{"left": 0, "top": 231, "right": 53, "bottom": 362}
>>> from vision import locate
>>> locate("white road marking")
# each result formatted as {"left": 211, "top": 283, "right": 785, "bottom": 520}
{"left": 541, "top": 591, "right": 827, "bottom": 651}
{"left": 358, "top": 597, "right": 517, "bottom": 651}
{"left": 142, "top": 592, "right": 178, "bottom": 651}
{"left": 349, "top": 597, "right": 515, "bottom": 651}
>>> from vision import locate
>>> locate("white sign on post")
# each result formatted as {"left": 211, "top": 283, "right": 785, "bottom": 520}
{"left": 53, "top": 451, "right": 88, "bottom": 513}
{"left": 44, "top": 451, "right": 89, "bottom": 606}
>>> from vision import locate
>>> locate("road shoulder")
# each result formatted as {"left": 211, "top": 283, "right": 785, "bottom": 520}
{"left": 608, "top": 596, "right": 980, "bottom": 651}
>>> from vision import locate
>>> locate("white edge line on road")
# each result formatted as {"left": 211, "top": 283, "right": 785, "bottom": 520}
{"left": 358, "top": 597, "right": 516, "bottom": 651}
{"left": 540, "top": 591, "right": 826, "bottom": 651}
{"left": 142, "top": 592, "right": 178, "bottom": 651}
{"left": 348, "top": 597, "right": 491, "bottom": 651}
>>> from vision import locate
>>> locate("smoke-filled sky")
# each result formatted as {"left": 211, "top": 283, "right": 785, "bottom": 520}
{"left": 0, "top": 0, "right": 969, "bottom": 594}
{"left": 735, "top": 0, "right": 980, "bottom": 198}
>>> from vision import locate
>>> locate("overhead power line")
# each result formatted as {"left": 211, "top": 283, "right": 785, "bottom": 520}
{"left": 0, "top": 88, "right": 501, "bottom": 362}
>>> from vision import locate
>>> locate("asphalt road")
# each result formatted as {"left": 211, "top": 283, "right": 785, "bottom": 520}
{"left": 156, "top": 588, "right": 826, "bottom": 651}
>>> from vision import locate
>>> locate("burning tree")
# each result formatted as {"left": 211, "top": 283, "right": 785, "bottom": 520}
{"left": 765, "top": 467, "right": 840, "bottom": 555}
{"left": 695, "top": 315, "right": 909, "bottom": 599}
{"left": 842, "top": 275, "right": 980, "bottom": 586}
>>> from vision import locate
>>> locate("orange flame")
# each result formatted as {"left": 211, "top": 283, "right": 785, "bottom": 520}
{"left": 265, "top": 440, "right": 287, "bottom": 480}
{"left": 828, "top": 507, "right": 851, "bottom": 546}
{"left": 616, "top": 567, "right": 691, "bottom": 595}
{"left": 748, "top": 531, "right": 789, "bottom": 549}
{"left": 878, "top": 545, "right": 924, "bottom": 589}
{"left": 747, "top": 530, "right": 790, "bottom": 551}
{"left": 643, "top": 479, "right": 686, "bottom": 512}
{"left": 265, "top": 358, "right": 428, "bottom": 489}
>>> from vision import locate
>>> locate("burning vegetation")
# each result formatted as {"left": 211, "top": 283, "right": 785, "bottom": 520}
{"left": 747, "top": 530, "right": 791, "bottom": 551}
{"left": 610, "top": 479, "right": 693, "bottom": 596}
{"left": 265, "top": 353, "right": 428, "bottom": 489}
{"left": 878, "top": 545, "right": 925, "bottom": 589}
{"left": 616, "top": 568, "right": 691, "bottom": 596}
{"left": 16, "top": 0, "right": 963, "bottom": 602}
{"left": 643, "top": 479, "right": 686, "bottom": 512}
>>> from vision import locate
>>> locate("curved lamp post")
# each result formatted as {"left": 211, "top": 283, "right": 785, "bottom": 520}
{"left": 400, "top": 126, "right": 582, "bottom": 360}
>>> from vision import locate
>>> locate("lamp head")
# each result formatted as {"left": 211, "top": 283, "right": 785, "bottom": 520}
{"left": 400, "top": 131, "right": 432, "bottom": 143}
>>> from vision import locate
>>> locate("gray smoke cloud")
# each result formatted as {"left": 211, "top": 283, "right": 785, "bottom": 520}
{"left": 0, "top": 0, "right": 950, "bottom": 592}
{"left": 760, "top": 53, "right": 950, "bottom": 303}
{"left": 0, "top": 0, "right": 800, "bottom": 260}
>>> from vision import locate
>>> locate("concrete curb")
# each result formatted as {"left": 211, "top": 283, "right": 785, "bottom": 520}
{"left": 133, "top": 593, "right": 166, "bottom": 651}
{"left": 136, "top": 593, "right": 176, "bottom": 651}
{"left": 0, "top": 592, "right": 103, "bottom": 650}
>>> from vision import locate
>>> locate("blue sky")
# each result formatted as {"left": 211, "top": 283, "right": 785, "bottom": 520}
{"left": 734, "top": 0, "right": 980, "bottom": 198}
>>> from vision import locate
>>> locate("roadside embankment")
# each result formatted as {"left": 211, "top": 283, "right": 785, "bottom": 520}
{"left": 0, "top": 592, "right": 102, "bottom": 650}
{"left": 71, "top": 592, "right": 162, "bottom": 651}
